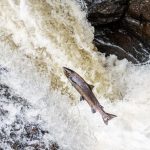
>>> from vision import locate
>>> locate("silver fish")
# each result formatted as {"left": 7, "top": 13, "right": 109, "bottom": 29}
{"left": 63, "top": 67, "right": 117, "bottom": 125}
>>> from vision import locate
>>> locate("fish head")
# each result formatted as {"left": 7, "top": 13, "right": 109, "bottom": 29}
{"left": 63, "top": 67, "right": 74, "bottom": 78}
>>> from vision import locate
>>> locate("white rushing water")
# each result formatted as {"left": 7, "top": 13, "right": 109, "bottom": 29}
{"left": 0, "top": 0, "right": 150, "bottom": 149}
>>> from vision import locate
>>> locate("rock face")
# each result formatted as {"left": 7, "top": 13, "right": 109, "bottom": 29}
{"left": 124, "top": 0, "right": 150, "bottom": 44}
{"left": 83, "top": 0, "right": 150, "bottom": 64}
{"left": 127, "top": 0, "right": 150, "bottom": 21}
{"left": 87, "top": 0, "right": 128, "bottom": 25}
{"left": 94, "top": 24, "right": 150, "bottom": 63}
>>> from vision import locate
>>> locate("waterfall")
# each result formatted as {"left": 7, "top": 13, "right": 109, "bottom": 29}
{"left": 0, "top": 0, "right": 150, "bottom": 149}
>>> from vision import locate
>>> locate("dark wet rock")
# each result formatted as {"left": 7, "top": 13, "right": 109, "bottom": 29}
{"left": 24, "top": 123, "right": 49, "bottom": 141}
{"left": 0, "top": 96, "right": 60, "bottom": 150}
{"left": 94, "top": 25, "right": 150, "bottom": 63}
{"left": 124, "top": 17, "right": 150, "bottom": 43}
{"left": 50, "top": 143, "right": 60, "bottom": 150}
{"left": 82, "top": 0, "right": 92, "bottom": 7}
{"left": 0, "top": 84, "right": 30, "bottom": 108}
{"left": 0, "top": 106, "right": 8, "bottom": 116}
{"left": 127, "top": 0, "right": 150, "bottom": 21}
{"left": 8, "top": 119, "right": 53, "bottom": 150}
{"left": 86, "top": 0, "right": 128, "bottom": 25}
{"left": 124, "top": 0, "right": 150, "bottom": 44}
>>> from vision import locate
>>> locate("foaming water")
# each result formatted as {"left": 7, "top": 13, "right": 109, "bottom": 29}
{"left": 0, "top": 0, "right": 150, "bottom": 150}
{"left": 0, "top": 0, "right": 122, "bottom": 100}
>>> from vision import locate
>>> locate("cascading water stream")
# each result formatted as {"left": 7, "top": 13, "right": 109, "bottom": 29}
{"left": 0, "top": 0, "right": 150, "bottom": 149}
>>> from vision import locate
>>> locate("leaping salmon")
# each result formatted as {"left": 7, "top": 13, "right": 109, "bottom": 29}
{"left": 63, "top": 67, "right": 117, "bottom": 125}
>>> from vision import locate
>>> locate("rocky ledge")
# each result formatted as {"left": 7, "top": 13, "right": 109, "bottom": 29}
{"left": 83, "top": 0, "right": 150, "bottom": 64}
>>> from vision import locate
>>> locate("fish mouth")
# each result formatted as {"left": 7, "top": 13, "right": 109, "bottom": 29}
{"left": 63, "top": 67, "right": 70, "bottom": 77}
{"left": 63, "top": 67, "right": 74, "bottom": 78}
{"left": 63, "top": 67, "right": 68, "bottom": 71}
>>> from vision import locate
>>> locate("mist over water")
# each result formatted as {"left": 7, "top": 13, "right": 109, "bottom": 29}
{"left": 0, "top": 0, "right": 150, "bottom": 149}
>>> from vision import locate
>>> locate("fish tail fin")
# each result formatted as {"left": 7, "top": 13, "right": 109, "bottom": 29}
{"left": 102, "top": 113, "right": 117, "bottom": 125}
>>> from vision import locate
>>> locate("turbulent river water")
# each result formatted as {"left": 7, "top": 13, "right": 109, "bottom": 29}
{"left": 0, "top": 0, "right": 150, "bottom": 150}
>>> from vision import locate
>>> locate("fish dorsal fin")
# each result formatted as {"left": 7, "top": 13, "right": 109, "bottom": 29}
{"left": 88, "top": 84, "right": 94, "bottom": 90}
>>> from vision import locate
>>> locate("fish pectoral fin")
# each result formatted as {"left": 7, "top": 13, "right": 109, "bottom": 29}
{"left": 91, "top": 107, "right": 96, "bottom": 113}
{"left": 80, "top": 96, "right": 85, "bottom": 101}
{"left": 88, "top": 84, "right": 94, "bottom": 90}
